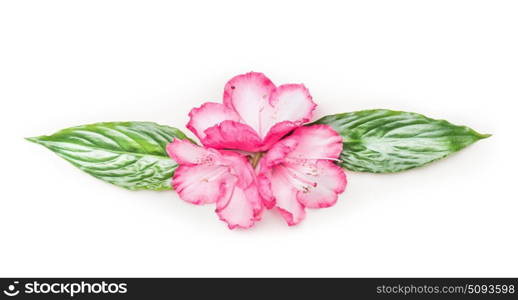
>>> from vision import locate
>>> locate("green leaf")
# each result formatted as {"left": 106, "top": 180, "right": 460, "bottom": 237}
{"left": 27, "top": 122, "right": 190, "bottom": 190}
{"left": 312, "top": 109, "right": 490, "bottom": 173}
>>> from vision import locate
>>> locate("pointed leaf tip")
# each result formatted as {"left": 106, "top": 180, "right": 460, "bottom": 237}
{"left": 312, "top": 109, "right": 489, "bottom": 173}
{"left": 29, "top": 122, "right": 190, "bottom": 190}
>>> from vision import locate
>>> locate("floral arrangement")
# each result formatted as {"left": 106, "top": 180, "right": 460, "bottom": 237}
{"left": 27, "top": 72, "right": 489, "bottom": 229}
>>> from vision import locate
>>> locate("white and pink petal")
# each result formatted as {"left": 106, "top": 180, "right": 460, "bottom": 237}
{"left": 281, "top": 125, "right": 343, "bottom": 161}
{"left": 269, "top": 166, "right": 307, "bottom": 226}
{"left": 260, "top": 84, "right": 316, "bottom": 137}
{"left": 187, "top": 102, "right": 241, "bottom": 140}
{"left": 166, "top": 138, "right": 221, "bottom": 166}
{"left": 260, "top": 121, "right": 299, "bottom": 152}
{"left": 223, "top": 72, "right": 276, "bottom": 134}
{"left": 172, "top": 164, "right": 233, "bottom": 205}
{"left": 167, "top": 138, "right": 265, "bottom": 229}
{"left": 216, "top": 184, "right": 263, "bottom": 229}
{"left": 202, "top": 120, "right": 263, "bottom": 152}
{"left": 287, "top": 160, "right": 347, "bottom": 208}
{"left": 257, "top": 167, "right": 275, "bottom": 209}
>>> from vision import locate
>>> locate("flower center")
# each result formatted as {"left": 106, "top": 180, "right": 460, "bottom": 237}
{"left": 249, "top": 152, "right": 265, "bottom": 169}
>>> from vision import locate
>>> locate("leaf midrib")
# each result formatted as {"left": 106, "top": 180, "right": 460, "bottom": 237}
{"left": 27, "top": 137, "right": 172, "bottom": 161}
{"left": 343, "top": 135, "right": 484, "bottom": 144}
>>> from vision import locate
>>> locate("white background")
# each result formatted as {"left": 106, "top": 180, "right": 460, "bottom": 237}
{"left": 1, "top": 0, "right": 517, "bottom": 277}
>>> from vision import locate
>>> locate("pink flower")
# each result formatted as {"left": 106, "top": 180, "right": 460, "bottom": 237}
{"left": 187, "top": 72, "right": 316, "bottom": 152}
{"left": 258, "top": 125, "right": 347, "bottom": 226}
{"left": 166, "top": 138, "right": 262, "bottom": 229}
{"left": 167, "top": 72, "right": 346, "bottom": 229}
